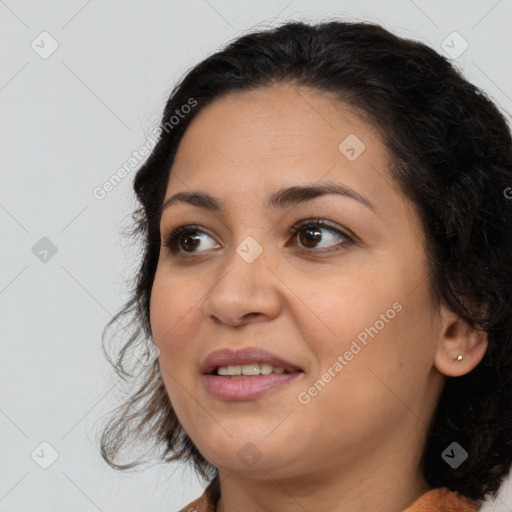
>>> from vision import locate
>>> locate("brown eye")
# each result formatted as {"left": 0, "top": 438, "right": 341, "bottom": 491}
{"left": 298, "top": 227, "right": 323, "bottom": 248}
{"left": 290, "top": 219, "right": 354, "bottom": 251}
{"left": 180, "top": 232, "right": 202, "bottom": 252}
{"left": 163, "top": 225, "right": 219, "bottom": 254}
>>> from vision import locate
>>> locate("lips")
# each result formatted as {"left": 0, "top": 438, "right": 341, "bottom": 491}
{"left": 200, "top": 347, "right": 303, "bottom": 375}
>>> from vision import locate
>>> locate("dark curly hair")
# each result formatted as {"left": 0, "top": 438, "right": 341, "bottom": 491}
{"left": 99, "top": 19, "right": 512, "bottom": 504}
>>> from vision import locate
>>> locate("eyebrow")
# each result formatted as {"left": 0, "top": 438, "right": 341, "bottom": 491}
{"left": 161, "top": 182, "right": 375, "bottom": 214}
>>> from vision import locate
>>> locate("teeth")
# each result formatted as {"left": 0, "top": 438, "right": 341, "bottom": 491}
{"left": 216, "top": 363, "right": 287, "bottom": 376}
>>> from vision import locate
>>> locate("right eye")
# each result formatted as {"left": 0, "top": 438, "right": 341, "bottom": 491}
{"left": 162, "top": 225, "right": 220, "bottom": 254}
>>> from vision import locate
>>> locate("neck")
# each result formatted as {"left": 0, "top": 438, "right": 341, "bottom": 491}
{"left": 215, "top": 422, "right": 432, "bottom": 512}
{"left": 216, "top": 470, "right": 430, "bottom": 512}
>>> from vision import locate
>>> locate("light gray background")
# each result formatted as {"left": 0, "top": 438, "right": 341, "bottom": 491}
{"left": 1, "top": 1, "right": 511, "bottom": 510}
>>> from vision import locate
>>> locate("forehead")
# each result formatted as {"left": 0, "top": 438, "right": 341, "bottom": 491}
{"left": 173, "top": 83, "right": 385, "bottom": 167}
{"left": 165, "top": 83, "right": 408, "bottom": 224}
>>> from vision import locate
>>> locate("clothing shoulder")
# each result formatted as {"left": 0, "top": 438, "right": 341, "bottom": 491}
{"left": 177, "top": 479, "right": 219, "bottom": 512}
{"left": 178, "top": 494, "right": 213, "bottom": 512}
{"left": 403, "top": 487, "right": 480, "bottom": 512}
{"left": 178, "top": 483, "right": 481, "bottom": 511}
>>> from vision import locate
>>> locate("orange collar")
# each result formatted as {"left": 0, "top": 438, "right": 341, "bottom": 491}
{"left": 403, "top": 487, "right": 480, "bottom": 511}
{"left": 179, "top": 485, "right": 480, "bottom": 512}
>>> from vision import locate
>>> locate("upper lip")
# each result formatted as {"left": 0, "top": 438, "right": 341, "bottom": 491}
{"left": 200, "top": 347, "right": 303, "bottom": 375}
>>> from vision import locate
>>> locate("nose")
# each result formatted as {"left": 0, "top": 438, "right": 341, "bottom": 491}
{"left": 202, "top": 241, "right": 282, "bottom": 327}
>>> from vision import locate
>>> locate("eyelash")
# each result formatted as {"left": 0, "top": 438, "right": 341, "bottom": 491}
{"left": 162, "top": 218, "right": 355, "bottom": 256}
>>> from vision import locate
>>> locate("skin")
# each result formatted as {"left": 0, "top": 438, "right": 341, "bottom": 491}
{"left": 149, "top": 83, "right": 488, "bottom": 512}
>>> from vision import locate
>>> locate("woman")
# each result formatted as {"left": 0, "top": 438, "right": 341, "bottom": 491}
{"left": 100, "top": 20, "right": 512, "bottom": 511}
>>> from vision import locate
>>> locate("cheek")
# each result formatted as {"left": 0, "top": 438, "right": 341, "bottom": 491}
{"left": 149, "top": 269, "right": 205, "bottom": 371}
{"left": 294, "top": 264, "right": 399, "bottom": 356}
{"left": 149, "top": 270, "right": 211, "bottom": 427}
{"left": 297, "top": 262, "right": 434, "bottom": 394}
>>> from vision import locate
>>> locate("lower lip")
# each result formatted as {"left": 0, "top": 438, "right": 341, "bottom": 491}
{"left": 203, "top": 372, "right": 303, "bottom": 401}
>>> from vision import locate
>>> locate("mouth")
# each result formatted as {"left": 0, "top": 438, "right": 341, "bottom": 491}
{"left": 200, "top": 347, "right": 304, "bottom": 401}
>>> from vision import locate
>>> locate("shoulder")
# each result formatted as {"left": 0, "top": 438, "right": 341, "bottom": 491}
{"left": 403, "top": 487, "right": 480, "bottom": 512}
{"left": 177, "top": 478, "right": 220, "bottom": 512}
{"left": 178, "top": 492, "right": 214, "bottom": 512}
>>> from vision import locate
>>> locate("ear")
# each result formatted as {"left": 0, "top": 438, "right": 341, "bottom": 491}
{"left": 434, "top": 307, "right": 489, "bottom": 377}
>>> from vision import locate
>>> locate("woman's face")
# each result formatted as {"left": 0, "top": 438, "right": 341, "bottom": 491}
{"left": 149, "top": 83, "right": 447, "bottom": 480}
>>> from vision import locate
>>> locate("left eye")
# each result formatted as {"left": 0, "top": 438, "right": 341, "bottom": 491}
{"left": 289, "top": 219, "right": 353, "bottom": 251}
